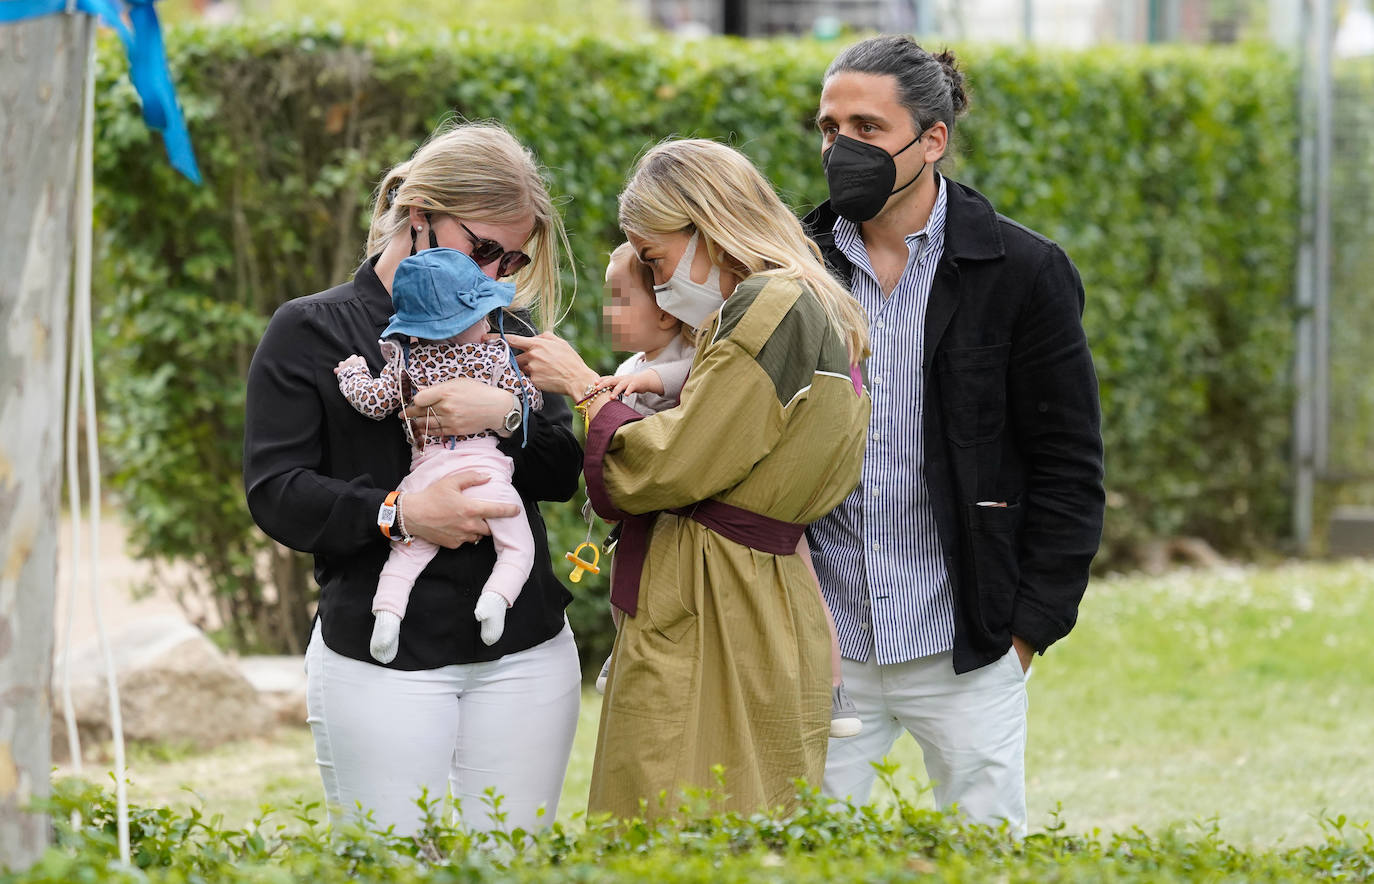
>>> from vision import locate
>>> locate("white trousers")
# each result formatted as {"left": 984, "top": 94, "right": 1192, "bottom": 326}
{"left": 304, "top": 620, "right": 581, "bottom": 835}
{"left": 823, "top": 644, "right": 1030, "bottom": 836}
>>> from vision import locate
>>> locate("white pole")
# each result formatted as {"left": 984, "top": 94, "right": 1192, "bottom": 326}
{"left": 70, "top": 16, "right": 131, "bottom": 864}
{"left": 1313, "top": 0, "right": 1333, "bottom": 477}
{"left": 59, "top": 20, "right": 90, "bottom": 809}
{"left": 1293, "top": 0, "right": 1333, "bottom": 551}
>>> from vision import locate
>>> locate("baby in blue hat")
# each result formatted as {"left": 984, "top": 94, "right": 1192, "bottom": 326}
{"left": 336, "top": 248, "right": 541, "bottom": 663}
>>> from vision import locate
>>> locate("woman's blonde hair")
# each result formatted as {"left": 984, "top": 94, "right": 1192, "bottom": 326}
{"left": 617, "top": 139, "right": 869, "bottom": 362}
{"left": 367, "top": 120, "right": 570, "bottom": 330}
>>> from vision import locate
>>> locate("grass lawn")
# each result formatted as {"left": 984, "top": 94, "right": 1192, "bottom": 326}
{"left": 77, "top": 560, "right": 1374, "bottom": 847}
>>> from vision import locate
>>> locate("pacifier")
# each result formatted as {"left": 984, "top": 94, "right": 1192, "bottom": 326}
{"left": 564, "top": 542, "right": 601, "bottom": 583}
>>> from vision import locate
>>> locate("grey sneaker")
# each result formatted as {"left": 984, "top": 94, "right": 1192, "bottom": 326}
{"left": 830, "top": 682, "right": 862, "bottom": 738}
{"left": 595, "top": 655, "right": 612, "bottom": 694}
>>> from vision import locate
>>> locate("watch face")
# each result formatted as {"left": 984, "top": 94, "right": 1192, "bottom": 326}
{"left": 504, "top": 409, "right": 522, "bottom": 432}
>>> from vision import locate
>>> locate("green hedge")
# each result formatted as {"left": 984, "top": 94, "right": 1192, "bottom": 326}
{"left": 7, "top": 776, "right": 1370, "bottom": 882}
{"left": 91, "top": 23, "right": 1300, "bottom": 662}
{"left": 1329, "top": 59, "right": 1374, "bottom": 496}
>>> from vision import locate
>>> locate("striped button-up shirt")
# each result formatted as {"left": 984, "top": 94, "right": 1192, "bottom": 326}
{"left": 808, "top": 175, "right": 954, "bottom": 665}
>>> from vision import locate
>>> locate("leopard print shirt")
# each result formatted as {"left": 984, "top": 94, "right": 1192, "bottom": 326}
{"left": 337, "top": 338, "right": 542, "bottom": 448}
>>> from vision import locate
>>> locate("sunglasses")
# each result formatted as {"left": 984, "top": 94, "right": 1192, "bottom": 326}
{"left": 459, "top": 221, "right": 532, "bottom": 279}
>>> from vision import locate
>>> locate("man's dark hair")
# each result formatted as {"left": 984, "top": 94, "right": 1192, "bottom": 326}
{"left": 825, "top": 36, "right": 970, "bottom": 158}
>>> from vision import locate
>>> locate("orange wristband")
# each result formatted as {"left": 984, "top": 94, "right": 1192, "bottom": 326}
{"left": 379, "top": 490, "right": 401, "bottom": 540}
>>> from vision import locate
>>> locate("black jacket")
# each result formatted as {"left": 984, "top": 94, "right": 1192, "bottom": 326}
{"left": 243, "top": 257, "right": 580, "bottom": 669}
{"left": 803, "top": 179, "right": 1105, "bottom": 673}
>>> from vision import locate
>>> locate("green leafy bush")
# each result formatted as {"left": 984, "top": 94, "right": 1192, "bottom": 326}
{"left": 1328, "top": 59, "right": 1374, "bottom": 498}
{"left": 91, "top": 25, "right": 1299, "bottom": 663}
{"left": 6, "top": 775, "right": 1371, "bottom": 882}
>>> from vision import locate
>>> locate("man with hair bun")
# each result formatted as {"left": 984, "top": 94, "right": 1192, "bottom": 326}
{"left": 804, "top": 35, "right": 1105, "bottom": 835}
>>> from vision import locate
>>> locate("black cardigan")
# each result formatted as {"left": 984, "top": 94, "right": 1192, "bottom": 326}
{"left": 243, "top": 257, "right": 581, "bottom": 669}
{"left": 804, "top": 178, "right": 1105, "bottom": 673}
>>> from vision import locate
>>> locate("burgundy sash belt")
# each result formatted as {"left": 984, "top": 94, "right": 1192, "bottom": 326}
{"left": 609, "top": 498, "right": 805, "bottom": 616}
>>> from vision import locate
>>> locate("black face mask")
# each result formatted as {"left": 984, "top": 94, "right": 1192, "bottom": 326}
{"left": 822, "top": 131, "right": 927, "bottom": 223}
{"left": 409, "top": 212, "right": 440, "bottom": 256}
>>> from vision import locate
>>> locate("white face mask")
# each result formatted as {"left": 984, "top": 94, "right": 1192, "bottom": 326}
{"left": 653, "top": 231, "right": 724, "bottom": 328}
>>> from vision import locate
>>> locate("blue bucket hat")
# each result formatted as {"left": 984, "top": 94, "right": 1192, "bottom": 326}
{"left": 383, "top": 248, "right": 515, "bottom": 341}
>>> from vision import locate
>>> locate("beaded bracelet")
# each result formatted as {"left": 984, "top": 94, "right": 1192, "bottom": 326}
{"left": 575, "top": 382, "right": 611, "bottom": 406}
{"left": 394, "top": 492, "right": 413, "bottom": 545}
{"left": 573, "top": 387, "right": 614, "bottom": 430}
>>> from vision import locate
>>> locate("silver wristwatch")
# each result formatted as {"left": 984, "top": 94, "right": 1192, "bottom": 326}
{"left": 501, "top": 393, "right": 523, "bottom": 435}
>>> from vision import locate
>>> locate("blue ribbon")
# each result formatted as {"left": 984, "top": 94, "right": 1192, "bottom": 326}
{"left": 1, "top": 0, "right": 201, "bottom": 183}
{"left": 497, "top": 311, "right": 531, "bottom": 449}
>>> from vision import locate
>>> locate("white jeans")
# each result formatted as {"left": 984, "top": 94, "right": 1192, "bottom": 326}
{"left": 823, "top": 644, "right": 1030, "bottom": 835}
{"left": 304, "top": 620, "right": 581, "bottom": 835}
